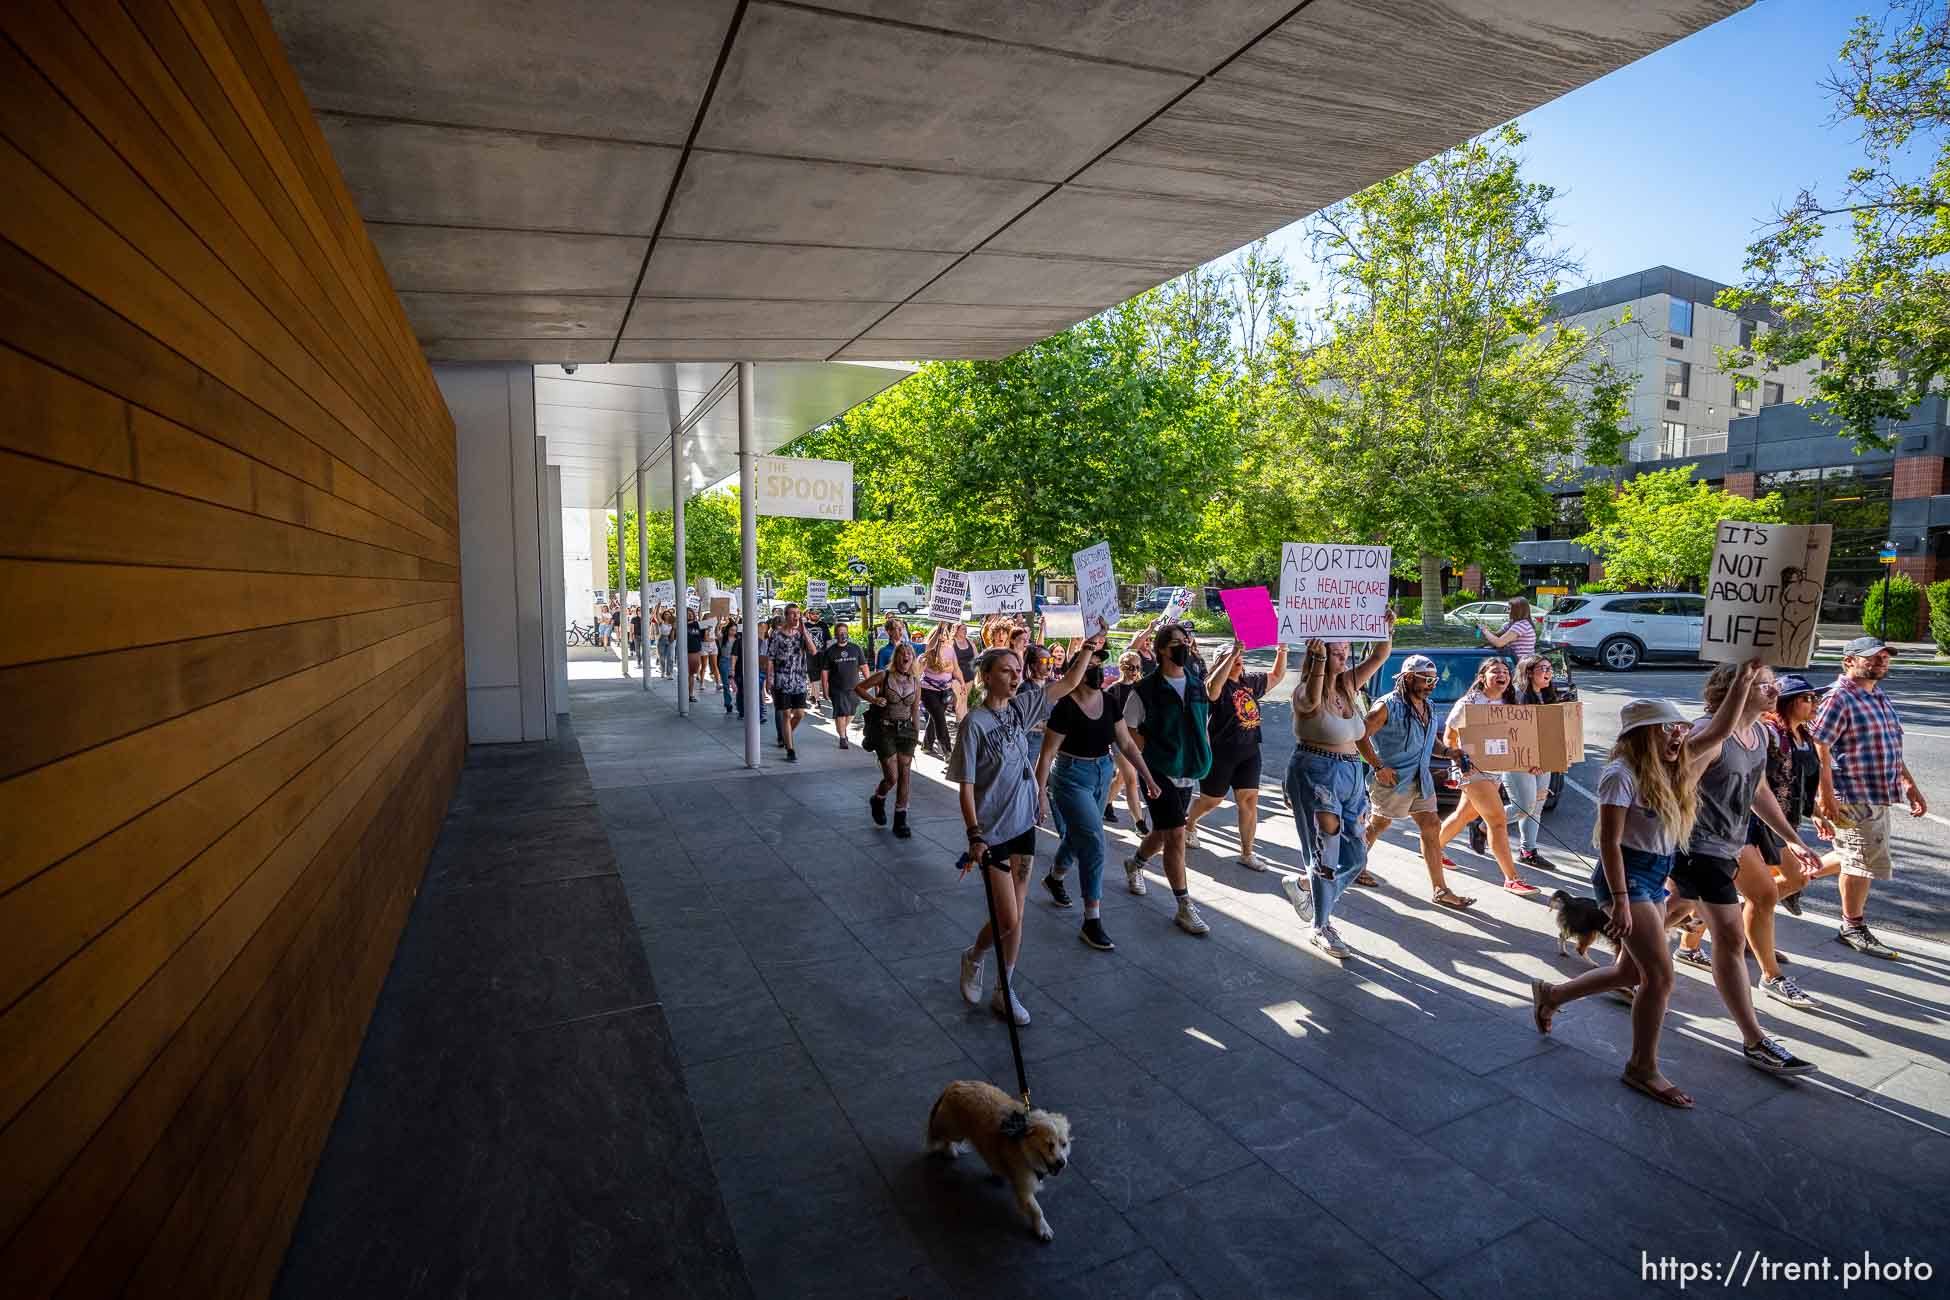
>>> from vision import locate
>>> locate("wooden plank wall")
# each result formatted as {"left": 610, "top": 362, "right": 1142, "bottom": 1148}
{"left": 0, "top": 1, "right": 464, "bottom": 1295}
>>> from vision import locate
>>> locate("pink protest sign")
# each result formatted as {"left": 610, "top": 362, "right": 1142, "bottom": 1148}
{"left": 1219, "top": 586, "right": 1278, "bottom": 649}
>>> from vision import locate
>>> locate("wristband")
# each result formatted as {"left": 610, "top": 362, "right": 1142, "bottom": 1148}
{"left": 966, "top": 826, "right": 984, "bottom": 843}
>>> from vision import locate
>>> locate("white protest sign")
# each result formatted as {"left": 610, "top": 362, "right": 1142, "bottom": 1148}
{"left": 1277, "top": 543, "right": 1392, "bottom": 643}
{"left": 686, "top": 590, "right": 700, "bottom": 611}
{"left": 806, "top": 579, "right": 829, "bottom": 608}
{"left": 1072, "top": 542, "right": 1119, "bottom": 635}
{"left": 754, "top": 456, "right": 853, "bottom": 520}
{"left": 1700, "top": 522, "right": 1832, "bottom": 667}
{"left": 1041, "top": 605, "right": 1085, "bottom": 638}
{"left": 970, "top": 569, "right": 1031, "bottom": 615}
{"left": 928, "top": 568, "right": 969, "bottom": 621}
{"left": 646, "top": 579, "right": 676, "bottom": 606}
{"left": 1163, "top": 588, "right": 1194, "bottom": 621}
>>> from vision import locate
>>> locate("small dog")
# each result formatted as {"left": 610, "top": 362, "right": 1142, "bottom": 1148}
{"left": 1549, "top": 889, "right": 1697, "bottom": 965}
{"left": 925, "top": 1080, "right": 1072, "bottom": 1242}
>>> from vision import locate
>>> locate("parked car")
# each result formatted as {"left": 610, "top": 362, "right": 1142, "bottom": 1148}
{"left": 1365, "top": 646, "right": 1577, "bottom": 815}
{"left": 1541, "top": 592, "right": 1705, "bottom": 672}
{"left": 815, "top": 597, "right": 860, "bottom": 622}
{"left": 1444, "top": 600, "right": 1510, "bottom": 630}
{"left": 1134, "top": 585, "right": 1196, "bottom": 614}
{"left": 876, "top": 582, "right": 929, "bottom": 614}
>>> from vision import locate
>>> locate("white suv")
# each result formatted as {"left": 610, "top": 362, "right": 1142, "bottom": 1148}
{"left": 1542, "top": 592, "right": 1705, "bottom": 672}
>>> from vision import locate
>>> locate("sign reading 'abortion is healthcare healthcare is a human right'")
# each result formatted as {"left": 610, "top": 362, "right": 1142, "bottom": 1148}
{"left": 754, "top": 456, "right": 853, "bottom": 520}
{"left": 1276, "top": 543, "right": 1392, "bottom": 643}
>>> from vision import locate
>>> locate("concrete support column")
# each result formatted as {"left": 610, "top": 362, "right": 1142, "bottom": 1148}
{"left": 671, "top": 427, "right": 688, "bottom": 716}
{"left": 738, "top": 361, "right": 760, "bottom": 769}
{"left": 615, "top": 490, "right": 629, "bottom": 677}
{"left": 636, "top": 460, "right": 650, "bottom": 693}
{"left": 542, "top": 453, "right": 566, "bottom": 731}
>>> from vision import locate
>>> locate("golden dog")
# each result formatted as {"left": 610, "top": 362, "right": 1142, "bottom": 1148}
{"left": 925, "top": 1080, "right": 1072, "bottom": 1242}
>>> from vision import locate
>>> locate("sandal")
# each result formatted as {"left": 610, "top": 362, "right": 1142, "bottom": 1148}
{"left": 1621, "top": 1073, "right": 1694, "bottom": 1109}
{"left": 1354, "top": 870, "right": 1382, "bottom": 888}
{"left": 1530, "top": 978, "right": 1554, "bottom": 1034}
{"left": 1432, "top": 887, "right": 1475, "bottom": 910}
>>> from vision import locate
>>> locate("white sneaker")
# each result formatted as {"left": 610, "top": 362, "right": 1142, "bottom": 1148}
{"left": 1237, "top": 853, "right": 1270, "bottom": 873}
{"left": 1310, "top": 926, "right": 1350, "bottom": 960}
{"left": 1124, "top": 856, "right": 1150, "bottom": 896}
{"left": 959, "top": 947, "right": 985, "bottom": 1006}
{"left": 1175, "top": 898, "right": 1210, "bottom": 936}
{"left": 1282, "top": 874, "right": 1314, "bottom": 923}
{"left": 991, "top": 982, "right": 1031, "bottom": 1026}
{"left": 1184, "top": 827, "right": 1202, "bottom": 849}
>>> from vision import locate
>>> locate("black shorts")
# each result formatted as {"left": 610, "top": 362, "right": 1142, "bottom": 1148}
{"left": 1143, "top": 780, "right": 1195, "bottom": 831}
{"left": 1670, "top": 850, "right": 1741, "bottom": 906}
{"left": 1747, "top": 816, "right": 1784, "bottom": 867}
{"left": 830, "top": 689, "right": 859, "bottom": 717}
{"left": 1199, "top": 746, "right": 1262, "bottom": 798}
{"left": 980, "top": 826, "right": 1038, "bottom": 871}
{"left": 773, "top": 688, "right": 808, "bottom": 711}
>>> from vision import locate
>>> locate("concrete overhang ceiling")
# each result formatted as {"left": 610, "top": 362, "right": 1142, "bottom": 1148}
{"left": 269, "top": 0, "right": 1749, "bottom": 366}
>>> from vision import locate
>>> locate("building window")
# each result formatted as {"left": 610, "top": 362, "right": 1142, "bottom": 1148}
{"left": 1762, "top": 379, "right": 1784, "bottom": 406}
{"left": 1661, "top": 421, "right": 1686, "bottom": 455}
{"left": 1666, "top": 359, "right": 1691, "bottom": 398}
{"left": 1666, "top": 398, "right": 1681, "bottom": 412}
{"left": 1756, "top": 465, "right": 1894, "bottom": 619}
{"left": 1733, "top": 381, "right": 1754, "bottom": 411}
{"left": 1670, "top": 335, "right": 1686, "bottom": 349}
{"left": 1668, "top": 298, "right": 1693, "bottom": 336}
{"left": 1739, "top": 318, "right": 1758, "bottom": 348}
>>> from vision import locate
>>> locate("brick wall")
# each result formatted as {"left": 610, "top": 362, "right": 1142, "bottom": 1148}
{"left": 1894, "top": 454, "right": 1944, "bottom": 500}
{"left": 1462, "top": 564, "right": 1483, "bottom": 594}
{"left": 1724, "top": 470, "right": 1756, "bottom": 498}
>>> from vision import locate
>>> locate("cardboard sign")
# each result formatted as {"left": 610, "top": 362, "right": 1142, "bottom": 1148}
{"left": 709, "top": 595, "right": 732, "bottom": 619}
{"left": 1700, "top": 522, "right": 1832, "bottom": 668}
{"left": 1218, "top": 586, "right": 1278, "bottom": 650}
{"left": 1458, "top": 701, "right": 1584, "bottom": 773}
{"left": 754, "top": 455, "right": 853, "bottom": 520}
{"left": 1277, "top": 543, "right": 1392, "bottom": 643}
{"left": 806, "top": 579, "right": 829, "bottom": 608}
{"left": 1041, "top": 605, "right": 1084, "bottom": 638}
{"left": 1072, "top": 542, "right": 1119, "bottom": 635}
{"left": 928, "top": 567, "right": 969, "bottom": 621}
{"left": 971, "top": 569, "right": 1030, "bottom": 615}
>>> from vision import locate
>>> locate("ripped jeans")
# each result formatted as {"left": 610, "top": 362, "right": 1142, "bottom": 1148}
{"left": 1285, "top": 747, "right": 1371, "bottom": 931}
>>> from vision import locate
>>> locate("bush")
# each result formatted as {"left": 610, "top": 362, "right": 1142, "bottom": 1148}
{"left": 1578, "top": 580, "right": 1619, "bottom": 594}
{"left": 1862, "top": 573, "right": 1921, "bottom": 641}
{"left": 1929, "top": 579, "right": 1950, "bottom": 654}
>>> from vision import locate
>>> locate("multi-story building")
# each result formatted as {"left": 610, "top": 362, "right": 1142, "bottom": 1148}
{"left": 1507, "top": 266, "right": 1950, "bottom": 621}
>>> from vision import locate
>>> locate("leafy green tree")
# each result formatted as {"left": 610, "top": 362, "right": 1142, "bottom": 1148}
{"left": 1577, "top": 466, "right": 1786, "bottom": 591}
{"left": 605, "top": 489, "right": 744, "bottom": 591}
{"left": 1258, "top": 125, "right": 1631, "bottom": 624}
{"left": 1718, "top": 1, "right": 1948, "bottom": 447}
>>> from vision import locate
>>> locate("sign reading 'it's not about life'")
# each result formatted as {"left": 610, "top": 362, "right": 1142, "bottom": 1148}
{"left": 1699, "top": 522, "right": 1831, "bottom": 668}
{"left": 754, "top": 456, "right": 853, "bottom": 520}
{"left": 1277, "top": 543, "right": 1392, "bottom": 644}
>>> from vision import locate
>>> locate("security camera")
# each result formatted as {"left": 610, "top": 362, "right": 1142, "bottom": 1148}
{"left": 561, "top": 362, "right": 579, "bottom": 375}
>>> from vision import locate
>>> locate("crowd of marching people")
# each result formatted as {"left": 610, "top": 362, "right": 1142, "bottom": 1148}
{"left": 654, "top": 593, "right": 1924, "bottom": 1103}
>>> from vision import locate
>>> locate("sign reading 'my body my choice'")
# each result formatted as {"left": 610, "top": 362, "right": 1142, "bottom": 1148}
{"left": 970, "top": 570, "right": 1031, "bottom": 615}
{"left": 1700, "top": 522, "right": 1831, "bottom": 668}
{"left": 1277, "top": 543, "right": 1392, "bottom": 643}
{"left": 754, "top": 456, "right": 853, "bottom": 520}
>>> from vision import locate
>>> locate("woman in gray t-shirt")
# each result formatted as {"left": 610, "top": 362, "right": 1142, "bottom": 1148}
{"left": 952, "top": 636, "right": 1100, "bottom": 1027}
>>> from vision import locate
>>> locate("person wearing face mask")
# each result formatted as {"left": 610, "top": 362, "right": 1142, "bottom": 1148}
{"left": 1120, "top": 623, "right": 1217, "bottom": 936}
{"left": 1183, "top": 641, "right": 1288, "bottom": 871}
{"left": 1358, "top": 653, "right": 1477, "bottom": 910}
{"left": 1283, "top": 621, "right": 1395, "bottom": 958}
{"left": 1433, "top": 659, "right": 1540, "bottom": 895}
{"left": 954, "top": 636, "right": 1101, "bottom": 1025}
{"left": 1036, "top": 646, "right": 1161, "bottom": 951}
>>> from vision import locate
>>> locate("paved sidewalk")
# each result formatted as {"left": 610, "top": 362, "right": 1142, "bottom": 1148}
{"left": 583, "top": 673, "right": 1950, "bottom": 1299}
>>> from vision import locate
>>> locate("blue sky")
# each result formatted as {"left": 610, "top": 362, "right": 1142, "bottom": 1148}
{"left": 1257, "top": 0, "right": 1870, "bottom": 297}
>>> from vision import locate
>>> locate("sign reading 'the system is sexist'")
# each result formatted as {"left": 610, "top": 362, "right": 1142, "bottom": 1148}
{"left": 1277, "top": 543, "right": 1392, "bottom": 643}
{"left": 1699, "top": 522, "right": 1831, "bottom": 668}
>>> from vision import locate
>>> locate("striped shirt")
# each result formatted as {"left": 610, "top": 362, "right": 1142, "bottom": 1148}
{"left": 1810, "top": 674, "right": 1906, "bottom": 805}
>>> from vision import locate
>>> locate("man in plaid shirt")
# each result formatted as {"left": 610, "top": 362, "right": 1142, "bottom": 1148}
{"left": 1812, "top": 637, "right": 1928, "bottom": 959}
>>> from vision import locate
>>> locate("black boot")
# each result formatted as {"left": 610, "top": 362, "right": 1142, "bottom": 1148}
{"left": 870, "top": 793, "right": 887, "bottom": 826}
{"left": 893, "top": 809, "right": 912, "bottom": 838}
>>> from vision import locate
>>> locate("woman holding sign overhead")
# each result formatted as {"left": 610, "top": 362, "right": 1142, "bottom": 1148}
{"left": 1434, "top": 659, "right": 1541, "bottom": 895}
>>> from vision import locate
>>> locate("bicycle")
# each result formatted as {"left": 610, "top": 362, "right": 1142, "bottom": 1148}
{"left": 567, "top": 621, "right": 602, "bottom": 647}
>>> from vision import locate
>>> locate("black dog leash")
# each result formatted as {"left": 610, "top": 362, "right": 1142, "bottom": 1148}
{"left": 966, "top": 848, "right": 1031, "bottom": 1107}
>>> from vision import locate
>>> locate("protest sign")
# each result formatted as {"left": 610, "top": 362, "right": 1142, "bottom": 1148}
{"left": 806, "top": 579, "right": 829, "bottom": 608}
{"left": 1277, "top": 543, "right": 1392, "bottom": 643}
{"left": 686, "top": 590, "right": 700, "bottom": 611}
{"left": 646, "top": 579, "right": 676, "bottom": 606}
{"left": 754, "top": 456, "right": 853, "bottom": 520}
{"left": 1457, "top": 701, "right": 1584, "bottom": 773}
{"left": 971, "top": 569, "right": 1031, "bottom": 615}
{"left": 1041, "top": 605, "right": 1084, "bottom": 638}
{"left": 1163, "top": 588, "right": 1195, "bottom": 621}
{"left": 1699, "top": 522, "right": 1832, "bottom": 668}
{"left": 928, "top": 568, "right": 969, "bottom": 621}
{"left": 709, "top": 595, "right": 732, "bottom": 619}
{"left": 1218, "top": 587, "right": 1279, "bottom": 649}
{"left": 1072, "top": 542, "right": 1119, "bottom": 635}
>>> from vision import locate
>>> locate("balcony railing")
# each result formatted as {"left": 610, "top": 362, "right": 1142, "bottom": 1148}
{"left": 1626, "top": 431, "right": 1727, "bottom": 462}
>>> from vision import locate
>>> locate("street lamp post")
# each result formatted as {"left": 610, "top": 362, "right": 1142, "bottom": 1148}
{"left": 1877, "top": 540, "right": 1898, "bottom": 641}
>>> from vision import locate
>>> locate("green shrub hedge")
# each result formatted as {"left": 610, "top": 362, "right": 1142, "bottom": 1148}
{"left": 1862, "top": 573, "right": 1921, "bottom": 641}
{"left": 1929, "top": 579, "right": 1950, "bottom": 654}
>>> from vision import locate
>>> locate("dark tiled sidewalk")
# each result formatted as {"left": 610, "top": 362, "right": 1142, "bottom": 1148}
{"left": 281, "top": 671, "right": 1950, "bottom": 1299}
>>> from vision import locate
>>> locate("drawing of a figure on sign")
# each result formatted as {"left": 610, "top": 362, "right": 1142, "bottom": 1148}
{"left": 1778, "top": 564, "right": 1824, "bottom": 666}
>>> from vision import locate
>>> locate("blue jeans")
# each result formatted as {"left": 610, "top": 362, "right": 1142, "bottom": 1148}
{"left": 1048, "top": 754, "right": 1114, "bottom": 903}
{"left": 1503, "top": 771, "right": 1544, "bottom": 853}
{"left": 1285, "top": 749, "right": 1370, "bottom": 930}
{"left": 718, "top": 648, "right": 736, "bottom": 709}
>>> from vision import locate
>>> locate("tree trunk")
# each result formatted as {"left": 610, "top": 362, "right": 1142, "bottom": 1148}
{"left": 1420, "top": 552, "right": 1445, "bottom": 628}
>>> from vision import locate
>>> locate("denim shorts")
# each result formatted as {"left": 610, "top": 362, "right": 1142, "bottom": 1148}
{"left": 1591, "top": 845, "right": 1672, "bottom": 905}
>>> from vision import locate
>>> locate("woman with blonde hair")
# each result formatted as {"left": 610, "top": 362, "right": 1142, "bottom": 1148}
{"left": 857, "top": 638, "right": 925, "bottom": 837}
{"left": 1531, "top": 661, "right": 1775, "bottom": 1107}
{"left": 919, "top": 623, "right": 964, "bottom": 759}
